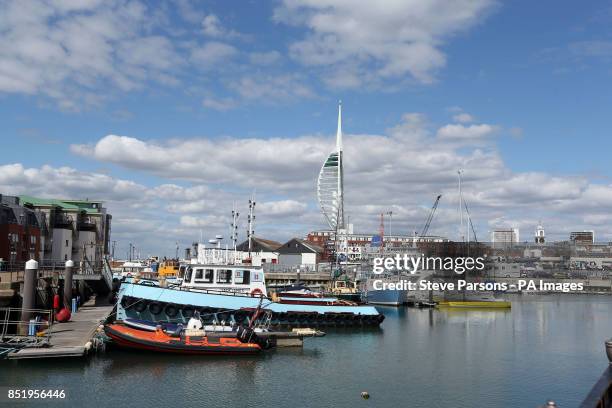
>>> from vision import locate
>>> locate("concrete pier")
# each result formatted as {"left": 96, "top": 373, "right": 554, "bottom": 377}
{"left": 7, "top": 296, "right": 112, "bottom": 359}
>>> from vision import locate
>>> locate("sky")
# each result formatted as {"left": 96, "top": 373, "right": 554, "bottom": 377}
{"left": 1, "top": 0, "right": 612, "bottom": 257}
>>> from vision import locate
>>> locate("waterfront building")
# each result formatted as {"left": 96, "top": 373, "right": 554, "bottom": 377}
{"left": 235, "top": 237, "right": 282, "bottom": 266}
{"left": 491, "top": 228, "right": 520, "bottom": 248}
{"left": 18, "top": 195, "right": 112, "bottom": 268}
{"left": 306, "top": 230, "right": 448, "bottom": 261}
{"left": 570, "top": 230, "right": 594, "bottom": 244}
{"left": 277, "top": 238, "right": 324, "bottom": 270}
{"left": 0, "top": 195, "right": 44, "bottom": 266}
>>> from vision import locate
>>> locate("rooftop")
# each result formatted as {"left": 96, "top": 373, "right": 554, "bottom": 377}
{"left": 19, "top": 195, "right": 104, "bottom": 214}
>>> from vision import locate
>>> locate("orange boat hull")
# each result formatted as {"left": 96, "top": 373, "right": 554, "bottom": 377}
{"left": 105, "top": 323, "right": 262, "bottom": 355}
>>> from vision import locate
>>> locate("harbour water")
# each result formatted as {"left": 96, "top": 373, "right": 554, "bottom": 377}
{"left": 2, "top": 294, "right": 611, "bottom": 407}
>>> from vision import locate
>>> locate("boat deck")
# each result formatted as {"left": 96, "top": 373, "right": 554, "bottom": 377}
{"left": 7, "top": 298, "right": 113, "bottom": 359}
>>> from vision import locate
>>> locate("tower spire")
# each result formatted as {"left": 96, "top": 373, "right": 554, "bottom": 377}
{"left": 336, "top": 100, "right": 343, "bottom": 152}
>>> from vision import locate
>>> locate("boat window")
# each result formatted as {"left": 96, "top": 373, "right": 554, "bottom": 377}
{"left": 251, "top": 270, "right": 263, "bottom": 282}
{"left": 217, "top": 269, "right": 232, "bottom": 284}
{"left": 195, "top": 269, "right": 213, "bottom": 283}
{"left": 234, "top": 270, "right": 251, "bottom": 285}
{"left": 179, "top": 265, "right": 186, "bottom": 278}
{"left": 185, "top": 267, "right": 193, "bottom": 283}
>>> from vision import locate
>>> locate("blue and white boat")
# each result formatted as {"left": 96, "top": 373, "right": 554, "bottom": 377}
{"left": 115, "top": 263, "right": 384, "bottom": 327}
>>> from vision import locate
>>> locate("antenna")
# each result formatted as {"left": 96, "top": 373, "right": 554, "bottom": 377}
{"left": 247, "top": 193, "right": 256, "bottom": 258}
{"left": 230, "top": 202, "right": 240, "bottom": 251}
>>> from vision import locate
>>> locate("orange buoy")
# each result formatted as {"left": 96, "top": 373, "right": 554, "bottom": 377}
{"left": 56, "top": 307, "right": 71, "bottom": 322}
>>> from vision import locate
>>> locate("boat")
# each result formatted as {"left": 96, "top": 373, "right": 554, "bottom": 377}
{"left": 272, "top": 284, "right": 360, "bottom": 306}
{"left": 329, "top": 279, "right": 363, "bottom": 303}
{"left": 115, "top": 263, "right": 384, "bottom": 327}
{"left": 104, "top": 323, "right": 263, "bottom": 355}
{"left": 364, "top": 284, "right": 405, "bottom": 306}
{"left": 157, "top": 259, "right": 181, "bottom": 278}
{"left": 436, "top": 293, "right": 511, "bottom": 309}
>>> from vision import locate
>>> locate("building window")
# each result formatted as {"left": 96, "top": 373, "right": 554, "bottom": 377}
{"left": 65, "top": 240, "right": 69, "bottom": 247}
{"left": 64, "top": 254, "right": 68, "bottom": 261}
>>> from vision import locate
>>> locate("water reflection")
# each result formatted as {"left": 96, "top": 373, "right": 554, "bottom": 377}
{"left": 1, "top": 295, "right": 610, "bottom": 408}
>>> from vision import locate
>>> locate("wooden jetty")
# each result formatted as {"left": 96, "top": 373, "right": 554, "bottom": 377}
{"left": 7, "top": 297, "right": 112, "bottom": 359}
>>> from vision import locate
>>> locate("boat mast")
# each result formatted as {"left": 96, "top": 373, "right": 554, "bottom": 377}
{"left": 247, "top": 193, "right": 256, "bottom": 259}
{"left": 458, "top": 169, "right": 464, "bottom": 242}
{"left": 230, "top": 202, "right": 240, "bottom": 263}
{"left": 379, "top": 213, "right": 385, "bottom": 255}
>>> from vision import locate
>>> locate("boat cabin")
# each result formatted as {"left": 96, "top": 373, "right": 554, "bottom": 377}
{"left": 116, "top": 261, "right": 153, "bottom": 278}
{"left": 180, "top": 264, "right": 267, "bottom": 296}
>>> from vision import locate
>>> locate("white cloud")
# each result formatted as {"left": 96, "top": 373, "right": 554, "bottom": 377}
{"left": 0, "top": 0, "right": 188, "bottom": 109}
{"left": 258, "top": 200, "right": 308, "bottom": 216}
{"left": 436, "top": 123, "right": 499, "bottom": 143}
{"left": 274, "top": 0, "right": 496, "bottom": 87}
{"left": 201, "top": 13, "right": 243, "bottom": 39}
{"left": 228, "top": 74, "right": 315, "bottom": 101}
{"left": 0, "top": 163, "right": 147, "bottom": 201}
{"left": 190, "top": 42, "right": 238, "bottom": 68}
{"left": 249, "top": 51, "right": 282, "bottom": 65}
{"left": 202, "top": 96, "right": 237, "bottom": 111}
{"left": 453, "top": 113, "right": 474, "bottom": 123}
{"left": 67, "top": 111, "right": 612, "bottom": 243}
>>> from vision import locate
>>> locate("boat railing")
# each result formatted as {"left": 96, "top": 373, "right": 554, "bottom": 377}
{"left": 134, "top": 280, "right": 266, "bottom": 299}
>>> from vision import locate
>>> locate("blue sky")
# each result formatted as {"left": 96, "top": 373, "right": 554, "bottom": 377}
{"left": 1, "top": 0, "right": 612, "bottom": 256}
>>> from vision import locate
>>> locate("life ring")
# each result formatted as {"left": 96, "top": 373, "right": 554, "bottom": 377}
{"left": 250, "top": 288, "right": 264, "bottom": 297}
{"left": 148, "top": 302, "right": 163, "bottom": 315}
{"left": 164, "top": 304, "right": 178, "bottom": 318}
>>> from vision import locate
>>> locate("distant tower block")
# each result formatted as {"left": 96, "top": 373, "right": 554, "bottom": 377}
{"left": 535, "top": 222, "right": 545, "bottom": 244}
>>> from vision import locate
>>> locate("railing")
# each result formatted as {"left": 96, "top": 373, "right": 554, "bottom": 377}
{"left": 0, "top": 308, "right": 52, "bottom": 356}
{"left": 102, "top": 257, "right": 114, "bottom": 289}
{"left": 0, "top": 259, "right": 105, "bottom": 284}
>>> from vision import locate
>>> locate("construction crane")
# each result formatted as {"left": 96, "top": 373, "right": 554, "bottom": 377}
{"left": 419, "top": 195, "right": 442, "bottom": 238}
{"left": 462, "top": 198, "right": 479, "bottom": 243}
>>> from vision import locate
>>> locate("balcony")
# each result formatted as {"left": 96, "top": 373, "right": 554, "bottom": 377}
{"left": 77, "top": 220, "right": 97, "bottom": 232}
{"left": 52, "top": 214, "right": 73, "bottom": 229}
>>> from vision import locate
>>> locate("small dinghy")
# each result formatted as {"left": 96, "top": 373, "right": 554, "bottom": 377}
{"left": 104, "top": 321, "right": 262, "bottom": 355}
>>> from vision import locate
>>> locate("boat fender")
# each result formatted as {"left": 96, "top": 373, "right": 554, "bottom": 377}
{"left": 165, "top": 304, "right": 179, "bottom": 318}
{"left": 250, "top": 288, "right": 263, "bottom": 297}
{"left": 148, "top": 302, "right": 163, "bottom": 315}
{"left": 182, "top": 306, "right": 195, "bottom": 318}
{"left": 134, "top": 300, "right": 148, "bottom": 313}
